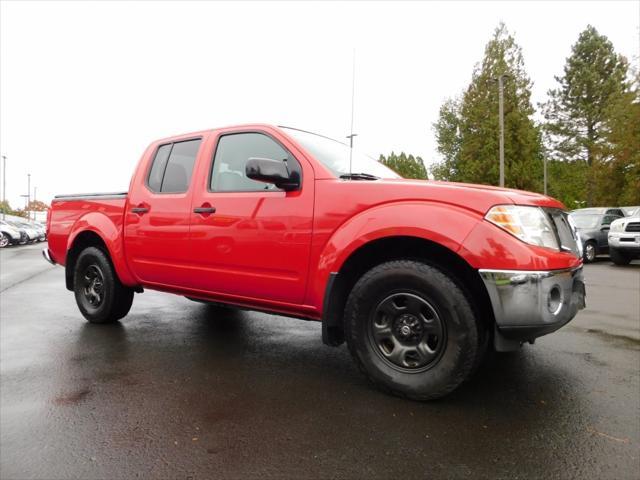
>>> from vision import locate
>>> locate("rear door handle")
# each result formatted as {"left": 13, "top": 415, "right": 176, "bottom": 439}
{"left": 131, "top": 206, "right": 149, "bottom": 214}
{"left": 193, "top": 207, "right": 216, "bottom": 214}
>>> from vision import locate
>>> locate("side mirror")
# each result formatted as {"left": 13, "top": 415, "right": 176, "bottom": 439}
{"left": 246, "top": 157, "right": 300, "bottom": 191}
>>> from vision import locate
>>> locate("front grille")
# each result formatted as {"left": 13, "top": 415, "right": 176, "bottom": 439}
{"left": 625, "top": 222, "right": 640, "bottom": 232}
{"left": 545, "top": 208, "right": 580, "bottom": 257}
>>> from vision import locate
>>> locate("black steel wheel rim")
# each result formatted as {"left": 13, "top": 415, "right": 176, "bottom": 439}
{"left": 82, "top": 264, "right": 105, "bottom": 308}
{"left": 368, "top": 292, "right": 446, "bottom": 372}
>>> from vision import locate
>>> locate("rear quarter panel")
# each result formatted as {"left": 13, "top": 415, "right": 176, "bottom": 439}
{"left": 48, "top": 197, "right": 137, "bottom": 286}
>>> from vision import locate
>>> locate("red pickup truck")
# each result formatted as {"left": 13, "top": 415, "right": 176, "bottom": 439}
{"left": 45, "top": 124, "right": 586, "bottom": 400}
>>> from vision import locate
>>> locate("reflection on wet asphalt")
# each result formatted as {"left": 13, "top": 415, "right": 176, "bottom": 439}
{"left": 1, "top": 244, "right": 639, "bottom": 479}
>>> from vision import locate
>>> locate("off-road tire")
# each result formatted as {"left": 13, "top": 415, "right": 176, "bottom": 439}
{"left": 344, "top": 260, "right": 480, "bottom": 401}
{"left": 73, "top": 247, "right": 134, "bottom": 323}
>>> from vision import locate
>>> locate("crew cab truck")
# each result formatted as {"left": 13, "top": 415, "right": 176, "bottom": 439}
{"left": 45, "top": 124, "right": 586, "bottom": 400}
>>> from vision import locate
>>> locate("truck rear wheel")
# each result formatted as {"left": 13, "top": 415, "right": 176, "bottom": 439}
{"left": 344, "top": 260, "right": 480, "bottom": 401}
{"left": 73, "top": 247, "right": 134, "bottom": 323}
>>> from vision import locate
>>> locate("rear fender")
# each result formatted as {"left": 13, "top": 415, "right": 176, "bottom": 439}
{"left": 66, "top": 212, "right": 137, "bottom": 286}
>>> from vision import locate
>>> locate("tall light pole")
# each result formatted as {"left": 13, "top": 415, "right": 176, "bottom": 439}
{"left": 1, "top": 155, "right": 6, "bottom": 220}
{"left": 543, "top": 158, "right": 548, "bottom": 196}
{"left": 27, "top": 173, "right": 31, "bottom": 220}
{"left": 496, "top": 74, "right": 509, "bottom": 188}
{"left": 347, "top": 48, "right": 357, "bottom": 175}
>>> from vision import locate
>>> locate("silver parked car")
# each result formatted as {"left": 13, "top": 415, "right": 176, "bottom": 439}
{"left": 32, "top": 222, "right": 47, "bottom": 241}
{"left": 8, "top": 221, "right": 38, "bottom": 243}
{"left": 0, "top": 220, "right": 24, "bottom": 247}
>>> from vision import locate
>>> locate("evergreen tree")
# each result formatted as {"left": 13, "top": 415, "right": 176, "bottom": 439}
{"left": 379, "top": 152, "right": 428, "bottom": 179}
{"left": 540, "top": 25, "right": 629, "bottom": 205}
{"left": 431, "top": 23, "right": 543, "bottom": 191}
{"left": 595, "top": 71, "right": 640, "bottom": 206}
{"left": 431, "top": 98, "right": 462, "bottom": 181}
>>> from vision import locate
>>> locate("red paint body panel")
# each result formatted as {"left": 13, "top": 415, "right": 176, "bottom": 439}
{"left": 187, "top": 128, "right": 315, "bottom": 304}
{"left": 48, "top": 124, "right": 581, "bottom": 321}
{"left": 47, "top": 197, "right": 137, "bottom": 286}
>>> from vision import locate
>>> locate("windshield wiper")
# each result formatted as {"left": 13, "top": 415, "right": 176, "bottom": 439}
{"left": 339, "top": 173, "right": 380, "bottom": 181}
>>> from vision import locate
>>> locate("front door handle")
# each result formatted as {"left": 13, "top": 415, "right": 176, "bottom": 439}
{"left": 193, "top": 206, "right": 216, "bottom": 214}
{"left": 131, "top": 206, "right": 149, "bottom": 214}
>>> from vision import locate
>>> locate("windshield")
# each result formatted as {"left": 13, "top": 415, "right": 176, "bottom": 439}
{"left": 282, "top": 127, "right": 400, "bottom": 179}
{"left": 569, "top": 213, "right": 600, "bottom": 229}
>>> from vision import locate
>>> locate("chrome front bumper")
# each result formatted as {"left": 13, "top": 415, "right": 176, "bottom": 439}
{"left": 479, "top": 266, "right": 585, "bottom": 341}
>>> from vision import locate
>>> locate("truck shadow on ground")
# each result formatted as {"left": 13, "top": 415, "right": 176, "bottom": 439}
{"left": 65, "top": 301, "right": 584, "bottom": 417}
{"left": 155, "top": 303, "right": 581, "bottom": 411}
{"left": 48, "top": 300, "right": 605, "bottom": 479}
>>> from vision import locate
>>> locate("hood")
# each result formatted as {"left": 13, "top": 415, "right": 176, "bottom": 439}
{"left": 366, "top": 178, "right": 565, "bottom": 214}
{"left": 1, "top": 225, "right": 18, "bottom": 234}
{"left": 611, "top": 215, "right": 640, "bottom": 229}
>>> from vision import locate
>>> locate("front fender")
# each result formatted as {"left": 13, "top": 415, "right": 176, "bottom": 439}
{"left": 67, "top": 212, "right": 137, "bottom": 286}
{"left": 308, "top": 201, "right": 482, "bottom": 309}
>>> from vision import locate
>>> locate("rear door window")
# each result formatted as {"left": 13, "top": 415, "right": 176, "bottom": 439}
{"left": 147, "top": 139, "right": 202, "bottom": 193}
{"left": 147, "top": 144, "right": 172, "bottom": 192}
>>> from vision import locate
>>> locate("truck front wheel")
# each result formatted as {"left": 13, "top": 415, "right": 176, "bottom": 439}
{"left": 344, "top": 260, "right": 480, "bottom": 401}
{"left": 73, "top": 247, "right": 134, "bottom": 323}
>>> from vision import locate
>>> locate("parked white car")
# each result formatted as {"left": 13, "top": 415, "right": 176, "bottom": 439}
{"left": 608, "top": 216, "right": 640, "bottom": 265}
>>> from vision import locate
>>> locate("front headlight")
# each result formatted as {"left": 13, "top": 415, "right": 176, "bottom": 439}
{"left": 485, "top": 205, "right": 559, "bottom": 250}
{"left": 610, "top": 221, "right": 624, "bottom": 232}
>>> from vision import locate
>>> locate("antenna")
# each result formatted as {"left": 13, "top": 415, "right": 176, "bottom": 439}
{"left": 346, "top": 49, "right": 357, "bottom": 176}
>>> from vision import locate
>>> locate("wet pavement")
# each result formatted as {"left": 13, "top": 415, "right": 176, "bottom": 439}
{"left": 1, "top": 243, "right": 639, "bottom": 479}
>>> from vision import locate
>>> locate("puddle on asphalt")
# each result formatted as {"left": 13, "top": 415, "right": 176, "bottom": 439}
{"left": 584, "top": 328, "right": 640, "bottom": 349}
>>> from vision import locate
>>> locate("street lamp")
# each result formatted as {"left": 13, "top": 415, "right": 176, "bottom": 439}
{"left": 27, "top": 173, "right": 31, "bottom": 220}
{"left": 491, "top": 74, "right": 510, "bottom": 188}
{"left": 1, "top": 155, "right": 6, "bottom": 220}
{"left": 346, "top": 133, "right": 358, "bottom": 173}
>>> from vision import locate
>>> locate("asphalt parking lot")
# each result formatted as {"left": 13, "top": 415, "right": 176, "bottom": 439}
{"left": 1, "top": 243, "right": 639, "bottom": 479}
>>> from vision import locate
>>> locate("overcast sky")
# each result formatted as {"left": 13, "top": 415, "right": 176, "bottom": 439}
{"left": 1, "top": 0, "right": 638, "bottom": 206}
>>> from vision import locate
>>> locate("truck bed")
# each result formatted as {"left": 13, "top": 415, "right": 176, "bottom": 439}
{"left": 47, "top": 192, "right": 129, "bottom": 267}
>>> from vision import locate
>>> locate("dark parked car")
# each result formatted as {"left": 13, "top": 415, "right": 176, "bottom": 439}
{"left": 570, "top": 208, "right": 624, "bottom": 262}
